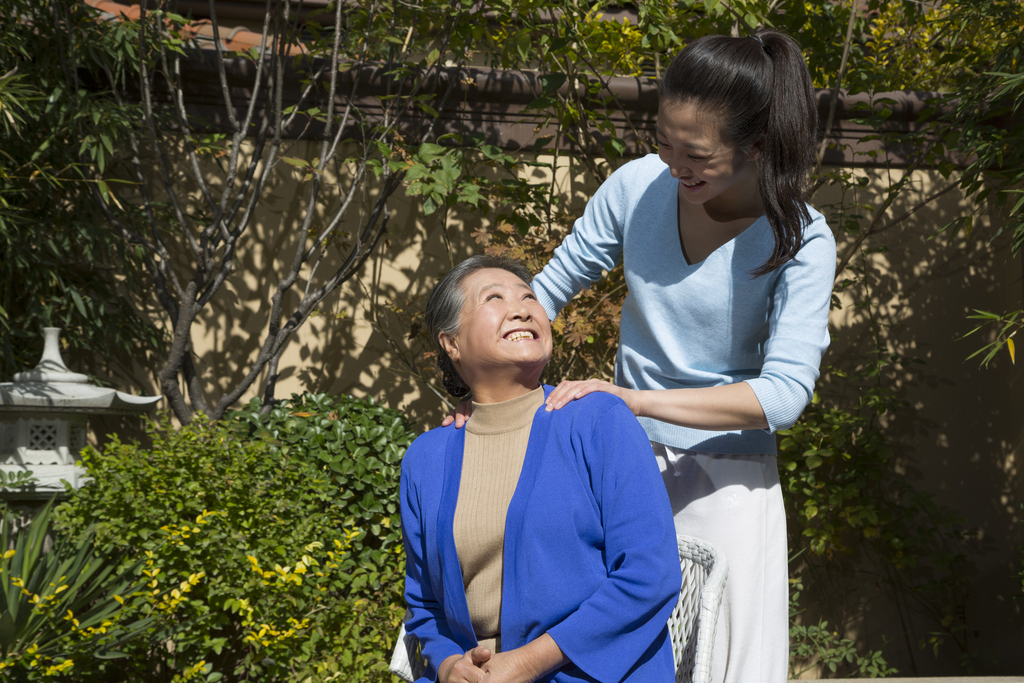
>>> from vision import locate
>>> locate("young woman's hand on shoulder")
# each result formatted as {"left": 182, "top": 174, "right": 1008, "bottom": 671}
{"left": 441, "top": 397, "right": 473, "bottom": 429}
{"left": 544, "top": 379, "right": 642, "bottom": 414}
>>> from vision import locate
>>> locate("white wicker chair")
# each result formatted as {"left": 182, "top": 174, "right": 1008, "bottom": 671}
{"left": 389, "top": 534, "right": 728, "bottom": 683}
{"left": 389, "top": 616, "right": 426, "bottom": 683}
{"left": 669, "top": 534, "right": 728, "bottom": 683}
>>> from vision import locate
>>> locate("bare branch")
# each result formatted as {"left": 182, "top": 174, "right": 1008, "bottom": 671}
{"left": 212, "top": 170, "right": 403, "bottom": 418}
{"left": 816, "top": 0, "right": 858, "bottom": 173}
{"left": 835, "top": 178, "right": 960, "bottom": 279}
{"left": 181, "top": 349, "right": 212, "bottom": 416}
{"left": 99, "top": 53, "right": 189, "bottom": 305}
{"left": 162, "top": 45, "right": 217, "bottom": 214}
{"left": 136, "top": 5, "right": 202, "bottom": 262}
{"left": 208, "top": 0, "right": 240, "bottom": 129}
{"left": 160, "top": 376, "right": 193, "bottom": 424}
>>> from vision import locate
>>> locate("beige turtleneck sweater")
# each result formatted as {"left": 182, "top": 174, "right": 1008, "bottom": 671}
{"left": 452, "top": 386, "right": 545, "bottom": 654}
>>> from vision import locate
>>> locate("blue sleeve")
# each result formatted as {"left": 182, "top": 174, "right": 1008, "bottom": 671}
{"left": 746, "top": 215, "right": 837, "bottom": 431}
{"left": 400, "top": 453, "right": 464, "bottom": 679}
{"left": 531, "top": 169, "right": 628, "bottom": 321}
{"left": 545, "top": 400, "right": 680, "bottom": 682}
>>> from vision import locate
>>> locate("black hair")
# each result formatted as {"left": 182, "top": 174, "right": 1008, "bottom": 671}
{"left": 660, "top": 30, "right": 819, "bottom": 275}
{"left": 425, "top": 254, "right": 535, "bottom": 398}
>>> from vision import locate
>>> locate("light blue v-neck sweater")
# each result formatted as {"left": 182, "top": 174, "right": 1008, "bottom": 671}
{"left": 531, "top": 154, "right": 836, "bottom": 454}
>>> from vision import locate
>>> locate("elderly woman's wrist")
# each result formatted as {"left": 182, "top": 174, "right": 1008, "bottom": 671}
{"left": 437, "top": 654, "right": 459, "bottom": 683}
{"left": 520, "top": 634, "right": 568, "bottom": 681}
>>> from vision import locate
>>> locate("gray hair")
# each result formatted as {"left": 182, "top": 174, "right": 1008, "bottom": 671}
{"left": 425, "top": 254, "right": 534, "bottom": 397}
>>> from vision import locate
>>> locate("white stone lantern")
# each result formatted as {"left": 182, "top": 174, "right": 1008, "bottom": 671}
{"left": 0, "top": 328, "right": 161, "bottom": 498}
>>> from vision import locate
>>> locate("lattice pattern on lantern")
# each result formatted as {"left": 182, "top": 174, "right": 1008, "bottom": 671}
{"left": 0, "top": 423, "right": 14, "bottom": 455}
{"left": 27, "top": 423, "right": 59, "bottom": 451}
{"left": 69, "top": 424, "right": 86, "bottom": 455}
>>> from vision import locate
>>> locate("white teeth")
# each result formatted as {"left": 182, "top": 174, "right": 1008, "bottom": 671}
{"left": 506, "top": 331, "right": 534, "bottom": 342}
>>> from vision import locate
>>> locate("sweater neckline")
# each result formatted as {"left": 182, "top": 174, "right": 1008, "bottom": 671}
{"left": 466, "top": 386, "right": 545, "bottom": 436}
{"left": 673, "top": 180, "right": 767, "bottom": 266}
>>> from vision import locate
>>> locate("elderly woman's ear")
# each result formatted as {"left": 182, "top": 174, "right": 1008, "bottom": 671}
{"left": 439, "top": 331, "right": 460, "bottom": 364}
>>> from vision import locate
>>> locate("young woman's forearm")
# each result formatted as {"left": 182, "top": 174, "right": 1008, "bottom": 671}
{"left": 545, "top": 379, "right": 768, "bottom": 431}
{"left": 632, "top": 381, "right": 769, "bottom": 431}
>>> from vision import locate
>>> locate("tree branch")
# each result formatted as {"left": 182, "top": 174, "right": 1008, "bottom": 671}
{"left": 816, "top": 0, "right": 859, "bottom": 174}
{"left": 835, "top": 178, "right": 960, "bottom": 280}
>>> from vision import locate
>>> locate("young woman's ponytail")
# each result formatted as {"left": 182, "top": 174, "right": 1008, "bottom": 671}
{"left": 661, "top": 30, "right": 819, "bottom": 275}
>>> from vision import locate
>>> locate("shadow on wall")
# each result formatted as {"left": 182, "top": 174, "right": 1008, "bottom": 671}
{"left": 301, "top": 158, "right": 596, "bottom": 425}
{"left": 802, "top": 169, "right": 1024, "bottom": 676}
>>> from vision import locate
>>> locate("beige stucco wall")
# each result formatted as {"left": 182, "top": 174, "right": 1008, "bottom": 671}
{"left": 165, "top": 141, "right": 600, "bottom": 423}
{"left": 129, "top": 140, "right": 1021, "bottom": 674}
{"left": 810, "top": 169, "right": 1023, "bottom": 675}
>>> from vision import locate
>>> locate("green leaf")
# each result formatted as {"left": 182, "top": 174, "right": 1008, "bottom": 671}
{"left": 539, "top": 73, "right": 566, "bottom": 96}
{"left": 423, "top": 194, "right": 439, "bottom": 215}
{"left": 603, "top": 137, "right": 626, "bottom": 158}
{"left": 69, "top": 288, "right": 87, "bottom": 317}
{"left": 418, "top": 143, "right": 446, "bottom": 163}
{"left": 515, "top": 32, "right": 531, "bottom": 62}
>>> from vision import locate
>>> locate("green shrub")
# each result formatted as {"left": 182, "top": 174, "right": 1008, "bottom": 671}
{"left": 228, "top": 392, "right": 417, "bottom": 680}
{"left": 54, "top": 394, "right": 416, "bottom": 682}
{"left": 0, "top": 498, "right": 163, "bottom": 681}
{"left": 789, "top": 571, "right": 896, "bottom": 679}
{"left": 227, "top": 392, "right": 415, "bottom": 592}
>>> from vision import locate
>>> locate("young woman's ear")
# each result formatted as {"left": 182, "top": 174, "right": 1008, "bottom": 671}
{"left": 747, "top": 137, "right": 765, "bottom": 160}
{"left": 439, "top": 331, "right": 460, "bottom": 363}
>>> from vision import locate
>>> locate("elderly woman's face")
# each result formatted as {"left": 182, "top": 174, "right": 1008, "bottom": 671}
{"left": 443, "top": 268, "right": 552, "bottom": 381}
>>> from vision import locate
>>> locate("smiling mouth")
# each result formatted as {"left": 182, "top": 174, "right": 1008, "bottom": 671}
{"left": 680, "top": 179, "right": 705, "bottom": 188}
{"left": 505, "top": 331, "right": 535, "bottom": 342}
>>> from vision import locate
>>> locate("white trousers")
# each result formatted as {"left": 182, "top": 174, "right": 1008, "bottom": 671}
{"left": 652, "top": 443, "right": 789, "bottom": 683}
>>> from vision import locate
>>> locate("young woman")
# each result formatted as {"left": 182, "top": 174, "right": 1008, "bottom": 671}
{"left": 450, "top": 30, "right": 836, "bottom": 683}
{"left": 403, "top": 255, "right": 681, "bottom": 683}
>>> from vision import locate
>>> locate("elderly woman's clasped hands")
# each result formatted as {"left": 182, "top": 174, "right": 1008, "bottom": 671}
{"left": 439, "top": 636, "right": 567, "bottom": 683}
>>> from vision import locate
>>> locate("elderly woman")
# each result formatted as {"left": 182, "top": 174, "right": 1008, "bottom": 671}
{"left": 400, "top": 255, "right": 681, "bottom": 683}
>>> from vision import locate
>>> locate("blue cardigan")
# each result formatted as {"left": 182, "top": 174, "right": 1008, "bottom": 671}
{"left": 400, "top": 387, "right": 680, "bottom": 682}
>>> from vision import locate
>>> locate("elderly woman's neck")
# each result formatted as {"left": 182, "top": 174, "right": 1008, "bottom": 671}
{"left": 467, "top": 373, "right": 544, "bottom": 405}
{"left": 470, "top": 383, "right": 541, "bottom": 405}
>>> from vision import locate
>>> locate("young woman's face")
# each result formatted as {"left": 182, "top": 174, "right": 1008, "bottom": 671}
{"left": 656, "top": 99, "right": 761, "bottom": 210}
{"left": 440, "top": 268, "right": 551, "bottom": 386}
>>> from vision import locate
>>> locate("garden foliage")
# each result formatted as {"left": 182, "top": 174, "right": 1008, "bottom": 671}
{"left": 788, "top": 572, "right": 897, "bottom": 679}
{"left": 52, "top": 392, "right": 416, "bottom": 682}
{"left": 777, "top": 371, "right": 971, "bottom": 670}
{"left": 227, "top": 392, "right": 414, "bottom": 610}
{"left": 0, "top": 0, "right": 162, "bottom": 383}
{"left": 0, "top": 499, "right": 163, "bottom": 680}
